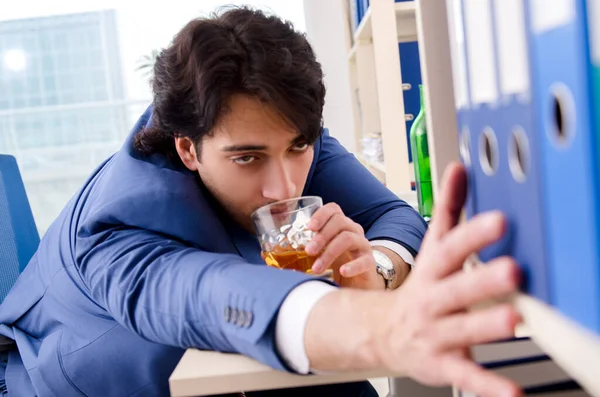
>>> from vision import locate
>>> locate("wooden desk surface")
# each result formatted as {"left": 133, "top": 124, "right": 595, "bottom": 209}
{"left": 168, "top": 349, "right": 396, "bottom": 397}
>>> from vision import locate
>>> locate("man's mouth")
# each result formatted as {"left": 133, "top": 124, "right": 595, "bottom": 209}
{"left": 269, "top": 204, "right": 289, "bottom": 215}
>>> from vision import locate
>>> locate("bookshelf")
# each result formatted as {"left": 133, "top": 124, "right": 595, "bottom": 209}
{"left": 343, "top": 0, "right": 600, "bottom": 396}
{"left": 420, "top": 0, "right": 600, "bottom": 396}
{"left": 344, "top": 0, "right": 418, "bottom": 198}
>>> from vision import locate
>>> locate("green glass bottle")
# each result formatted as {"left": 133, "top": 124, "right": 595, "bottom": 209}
{"left": 409, "top": 84, "right": 434, "bottom": 220}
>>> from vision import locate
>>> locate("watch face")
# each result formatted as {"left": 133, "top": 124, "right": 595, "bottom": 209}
{"left": 373, "top": 250, "right": 394, "bottom": 270}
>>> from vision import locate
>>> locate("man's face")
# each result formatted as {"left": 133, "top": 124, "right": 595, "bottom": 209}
{"left": 176, "top": 94, "right": 315, "bottom": 232}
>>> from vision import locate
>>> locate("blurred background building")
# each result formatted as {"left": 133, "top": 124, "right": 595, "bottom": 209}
{"left": 0, "top": 10, "right": 148, "bottom": 232}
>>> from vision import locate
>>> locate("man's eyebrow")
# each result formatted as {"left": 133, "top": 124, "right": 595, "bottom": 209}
{"left": 220, "top": 144, "right": 268, "bottom": 152}
{"left": 290, "top": 135, "right": 307, "bottom": 144}
{"left": 220, "top": 135, "right": 305, "bottom": 152}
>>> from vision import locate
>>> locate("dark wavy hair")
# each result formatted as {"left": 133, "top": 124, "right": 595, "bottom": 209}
{"left": 134, "top": 6, "right": 326, "bottom": 160}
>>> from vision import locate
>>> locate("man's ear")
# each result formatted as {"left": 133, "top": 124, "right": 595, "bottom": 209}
{"left": 175, "top": 137, "right": 199, "bottom": 171}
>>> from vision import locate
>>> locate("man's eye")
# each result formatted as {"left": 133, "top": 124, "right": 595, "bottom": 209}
{"left": 292, "top": 142, "right": 309, "bottom": 152}
{"left": 233, "top": 156, "right": 257, "bottom": 165}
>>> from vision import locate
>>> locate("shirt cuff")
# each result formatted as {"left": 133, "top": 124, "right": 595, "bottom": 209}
{"left": 369, "top": 239, "right": 415, "bottom": 267}
{"left": 275, "top": 280, "right": 338, "bottom": 374}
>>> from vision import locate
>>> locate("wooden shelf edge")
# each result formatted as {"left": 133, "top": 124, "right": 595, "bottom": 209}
{"left": 348, "top": 44, "right": 357, "bottom": 62}
{"left": 395, "top": 1, "right": 417, "bottom": 43}
{"left": 355, "top": 154, "right": 419, "bottom": 210}
{"left": 354, "top": 6, "right": 372, "bottom": 42}
{"left": 368, "top": 159, "right": 386, "bottom": 173}
{"left": 351, "top": 1, "right": 417, "bottom": 46}
{"left": 398, "top": 34, "right": 419, "bottom": 43}
{"left": 466, "top": 259, "right": 600, "bottom": 396}
{"left": 512, "top": 293, "right": 600, "bottom": 397}
{"left": 394, "top": 0, "right": 416, "bottom": 14}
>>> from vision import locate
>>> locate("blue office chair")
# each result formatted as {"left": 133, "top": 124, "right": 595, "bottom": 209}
{"left": 0, "top": 155, "right": 39, "bottom": 303}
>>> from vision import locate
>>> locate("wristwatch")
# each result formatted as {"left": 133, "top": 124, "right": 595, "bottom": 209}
{"left": 373, "top": 250, "right": 396, "bottom": 290}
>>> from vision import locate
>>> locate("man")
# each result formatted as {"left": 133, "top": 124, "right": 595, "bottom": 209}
{"left": 0, "top": 6, "right": 522, "bottom": 397}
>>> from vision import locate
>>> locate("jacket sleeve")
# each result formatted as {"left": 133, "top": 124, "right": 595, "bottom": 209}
{"left": 75, "top": 225, "right": 316, "bottom": 371}
{"left": 305, "top": 130, "right": 428, "bottom": 256}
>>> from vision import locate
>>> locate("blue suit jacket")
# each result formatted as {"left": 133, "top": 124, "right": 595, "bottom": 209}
{"left": 0, "top": 107, "right": 427, "bottom": 396}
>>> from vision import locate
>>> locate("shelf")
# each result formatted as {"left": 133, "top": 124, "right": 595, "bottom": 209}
{"left": 356, "top": 153, "right": 420, "bottom": 210}
{"left": 345, "top": 1, "right": 600, "bottom": 395}
{"left": 512, "top": 293, "right": 600, "bottom": 396}
{"left": 365, "top": 157, "right": 386, "bottom": 173}
{"left": 348, "top": 44, "right": 357, "bottom": 61}
{"left": 468, "top": 255, "right": 600, "bottom": 396}
{"left": 346, "top": 0, "right": 414, "bottom": 193}
{"left": 349, "top": 1, "right": 418, "bottom": 62}
{"left": 356, "top": 153, "right": 386, "bottom": 181}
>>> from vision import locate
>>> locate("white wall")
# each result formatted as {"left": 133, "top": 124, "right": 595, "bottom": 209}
{"left": 303, "top": 0, "right": 356, "bottom": 152}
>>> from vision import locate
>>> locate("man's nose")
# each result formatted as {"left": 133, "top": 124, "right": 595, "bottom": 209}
{"left": 262, "top": 163, "right": 296, "bottom": 202}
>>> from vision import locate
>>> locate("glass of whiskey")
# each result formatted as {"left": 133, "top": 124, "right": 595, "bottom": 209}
{"left": 251, "top": 196, "right": 332, "bottom": 279}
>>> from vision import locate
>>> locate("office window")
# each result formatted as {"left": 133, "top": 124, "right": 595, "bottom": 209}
{"left": 0, "top": 1, "right": 306, "bottom": 235}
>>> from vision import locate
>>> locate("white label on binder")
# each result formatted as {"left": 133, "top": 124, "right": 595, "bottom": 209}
{"left": 589, "top": 0, "right": 600, "bottom": 62}
{"left": 447, "top": 0, "right": 469, "bottom": 109}
{"left": 493, "top": 0, "right": 530, "bottom": 96}
{"left": 464, "top": 0, "right": 498, "bottom": 105}
{"left": 531, "top": 0, "right": 575, "bottom": 33}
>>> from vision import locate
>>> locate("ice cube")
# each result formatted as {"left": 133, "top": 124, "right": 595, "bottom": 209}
{"left": 280, "top": 224, "right": 292, "bottom": 234}
{"left": 269, "top": 229, "right": 280, "bottom": 237}
{"left": 297, "top": 230, "right": 313, "bottom": 246}
{"left": 286, "top": 228, "right": 299, "bottom": 243}
{"left": 292, "top": 211, "right": 309, "bottom": 230}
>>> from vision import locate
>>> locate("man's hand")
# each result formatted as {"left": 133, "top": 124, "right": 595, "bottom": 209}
{"left": 303, "top": 163, "right": 523, "bottom": 397}
{"left": 304, "top": 203, "right": 383, "bottom": 290}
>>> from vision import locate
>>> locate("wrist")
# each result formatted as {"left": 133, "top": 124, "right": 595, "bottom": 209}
{"left": 373, "top": 249, "right": 395, "bottom": 290}
{"left": 304, "top": 289, "right": 385, "bottom": 371}
{"left": 372, "top": 246, "right": 411, "bottom": 289}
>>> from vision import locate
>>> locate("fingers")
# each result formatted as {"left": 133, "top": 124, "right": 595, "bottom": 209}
{"left": 337, "top": 253, "right": 375, "bottom": 278}
{"left": 427, "top": 257, "right": 520, "bottom": 316}
{"left": 304, "top": 202, "right": 374, "bottom": 278}
{"left": 311, "top": 231, "right": 364, "bottom": 274}
{"left": 423, "top": 162, "right": 468, "bottom": 245}
{"left": 431, "top": 303, "right": 521, "bottom": 351}
{"left": 305, "top": 212, "right": 362, "bottom": 257}
{"left": 422, "top": 211, "right": 506, "bottom": 280}
{"left": 441, "top": 356, "right": 522, "bottom": 397}
{"left": 307, "top": 202, "right": 344, "bottom": 232}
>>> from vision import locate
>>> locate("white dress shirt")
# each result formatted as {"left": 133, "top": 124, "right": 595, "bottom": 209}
{"left": 275, "top": 240, "right": 414, "bottom": 374}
